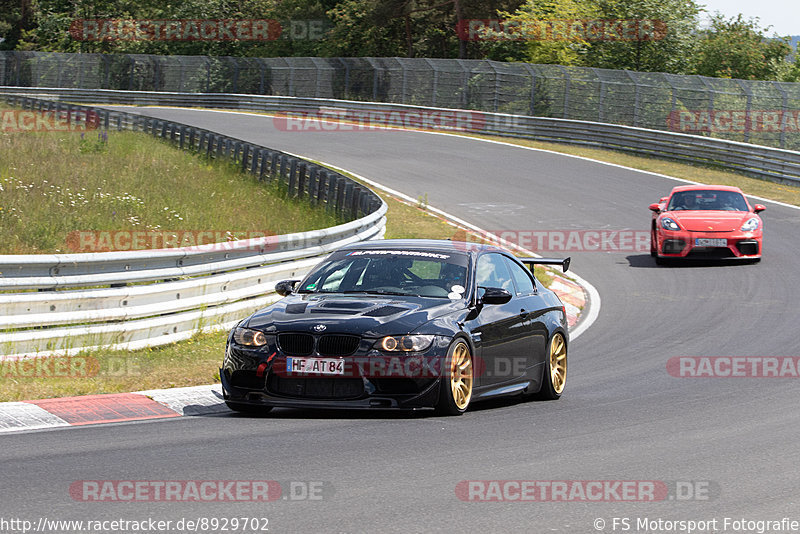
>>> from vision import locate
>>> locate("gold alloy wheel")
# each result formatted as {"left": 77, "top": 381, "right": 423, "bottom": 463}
{"left": 549, "top": 333, "right": 567, "bottom": 394}
{"left": 450, "top": 341, "right": 473, "bottom": 410}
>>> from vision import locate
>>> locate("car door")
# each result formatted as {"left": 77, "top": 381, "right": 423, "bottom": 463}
{"left": 470, "top": 253, "right": 531, "bottom": 388}
{"left": 503, "top": 256, "right": 548, "bottom": 387}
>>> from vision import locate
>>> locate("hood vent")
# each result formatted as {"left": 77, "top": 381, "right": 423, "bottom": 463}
{"left": 363, "top": 305, "right": 407, "bottom": 317}
{"left": 285, "top": 303, "right": 309, "bottom": 314}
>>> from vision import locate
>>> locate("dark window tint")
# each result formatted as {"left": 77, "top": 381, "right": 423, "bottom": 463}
{"left": 505, "top": 257, "right": 535, "bottom": 295}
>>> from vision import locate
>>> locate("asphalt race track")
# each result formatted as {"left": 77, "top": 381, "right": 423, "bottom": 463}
{"left": 3, "top": 107, "right": 800, "bottom": 533}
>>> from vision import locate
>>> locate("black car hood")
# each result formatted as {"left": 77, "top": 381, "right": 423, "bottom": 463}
{"left": 245, "top": 293, "right": 465, "bottom": 337}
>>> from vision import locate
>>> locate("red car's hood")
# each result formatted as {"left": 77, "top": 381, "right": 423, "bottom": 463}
{"left": 668, "top": 211, "right": 752, "bottom": 232}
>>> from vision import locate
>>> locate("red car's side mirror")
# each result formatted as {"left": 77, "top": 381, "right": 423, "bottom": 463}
{"left": 649, "top": 203, "right": 661, "bottom": 212}
{"left": 753, "top": 204, "right": 766, "bottom": 213}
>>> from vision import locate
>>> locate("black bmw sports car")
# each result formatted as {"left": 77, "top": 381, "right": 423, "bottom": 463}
{"left": 221, "top": 239, "right": 570, "bottom": 415}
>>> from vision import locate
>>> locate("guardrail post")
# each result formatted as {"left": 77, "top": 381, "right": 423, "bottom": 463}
{"left": 318, "top": 171, "right": 329, "bottom": 205}
{"left": 270, "top": 152, "right": 279, "bottom": 177}
{"left": 308, "top": 167, "right": 319, "bottom": 202}
{"left": 259, "top": 150, "right": 271, "bottom": 181}
{"left": 241, "top": 144, "right": 250, "bottom": 170}
{"left": 327, "top": 175, "right": 338, "bottom": 212}
{"left": 288, "top": 159, "right": 298, "bottom": 194}
{"left": 297, "top": 163, "right": 307, "bottom": 198}
{"left": 341, "top": 181, "right": 353, "bottom": 217}
{"left": 350, "top": 185, "right": 362, "bottom": 219}
{"left": 250, "top": 147, "right": 259, "bottom": 175}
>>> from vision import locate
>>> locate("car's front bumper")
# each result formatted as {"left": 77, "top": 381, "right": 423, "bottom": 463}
{"left": 220, "top": 341, "right": 450, "bottom": 411}
{"left": 656, "top": 230, "right": 761, "bottom": 259}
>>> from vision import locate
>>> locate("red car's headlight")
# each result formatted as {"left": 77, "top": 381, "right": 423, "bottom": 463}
{"left": 741, "top": 218, "right": 760, "bottom": 232}
{"left": 660, "top": 217, "right": 680, "bottom": 231}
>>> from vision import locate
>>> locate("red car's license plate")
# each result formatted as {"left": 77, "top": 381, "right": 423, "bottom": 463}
{"left": 695, "top": 238, "right": 727, "bottom": 247}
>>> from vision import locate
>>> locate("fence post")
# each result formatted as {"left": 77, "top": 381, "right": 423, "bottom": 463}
{"left": 772, "top": 81, "right": 789, "bottom": 150}
{"left": 734, "top": 79, "right": 754, "bottom": 144}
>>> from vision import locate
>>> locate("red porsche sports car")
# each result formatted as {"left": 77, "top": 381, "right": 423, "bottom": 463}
{"left": 649, "top": 185, "right": 765, "bottom": 264}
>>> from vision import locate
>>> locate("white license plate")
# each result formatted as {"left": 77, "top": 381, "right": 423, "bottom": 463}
{"left": 286, "top": 357, "right": 344, "bottom": 375}
{"left": 695, "top": 238, "right": 727, "bottom": 247}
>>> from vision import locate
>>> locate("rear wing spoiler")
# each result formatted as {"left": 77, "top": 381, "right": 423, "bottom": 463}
{"left": 518, "top": 257, "right": 571, "bottom": 273}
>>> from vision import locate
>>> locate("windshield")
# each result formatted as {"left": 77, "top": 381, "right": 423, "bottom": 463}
{"left": 667, "top": 190, "right": 749, "bottom": 211}
{"left": 297, "top": 249, "right": 470, "bottom": 298}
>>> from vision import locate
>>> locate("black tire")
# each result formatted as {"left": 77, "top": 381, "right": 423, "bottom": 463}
{"left": 435, "top": 340, "right": 473, "bottom": 416}
{"left": 225, "top": 401, "right": 273, "bottom": 414}
{"left": 650, "top": 232, "right": 657, "bottom": 258}
{"left": 654, "top": 255, "right": 665, "bottom": 266}
{"left": 536, "top": 332, "right": 567, "bottom": 400}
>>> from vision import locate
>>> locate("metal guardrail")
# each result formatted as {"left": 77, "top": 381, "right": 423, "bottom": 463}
{"left": 0, "top": 94, "right": 387, "bottom": 358}
{"left": 3, "top": 53, "right": 799, "bottom": 151}
{"left": 2, "top": 87, "right": 799, "bottom": 186}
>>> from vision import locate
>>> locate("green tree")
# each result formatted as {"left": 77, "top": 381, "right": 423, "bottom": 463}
{"left": 585, "top": 0, "right": 701, "bottom": 73}
{"left": 692, "top": 14, "right": 792, "bottom": 80}
{"left": 495, "top": 0, "right": 600, "bottom": 66}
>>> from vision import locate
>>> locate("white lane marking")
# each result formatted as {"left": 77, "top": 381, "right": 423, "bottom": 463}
{"left": 0, "top": 402, "right": 70, "bottom": 432}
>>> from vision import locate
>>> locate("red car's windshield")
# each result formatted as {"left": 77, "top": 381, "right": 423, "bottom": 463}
{"left": 667, "top": 190, "right": 749, "bottom": 212}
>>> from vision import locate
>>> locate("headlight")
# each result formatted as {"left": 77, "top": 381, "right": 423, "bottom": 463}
{"left": 375, "top": 335, "right": 435, "bottom": 352}
{"left": 233, "top": 327, "right": 268, "bottom": 347}
{"left": 661, "top": 217, "right": 680, "bottom": 231}
{"left": 741, "top": 218, "right": 760, "bottom": 231}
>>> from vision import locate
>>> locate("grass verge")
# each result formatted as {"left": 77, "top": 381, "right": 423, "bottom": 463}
{"left": 0, "top": 130, "right": 339, "bottom": 254}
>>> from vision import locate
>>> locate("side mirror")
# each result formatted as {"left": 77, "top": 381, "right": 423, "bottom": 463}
{"left": 649, "top": 203, "right": 661, "bottom": 213}
{"left": 753, "top": 204, "right": 766, "bottom": 213}
{"left": 275, "top": 279, "right": 299, "bottom": 297}
{"left": 478, "top": 286, "right": 513, "bottom": 305}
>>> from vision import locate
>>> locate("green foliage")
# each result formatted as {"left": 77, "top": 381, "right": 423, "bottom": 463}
{"left": 586, "top": 0, "right": 702, "bottom": 73}
{"left": 692, "top": 14, "right": 792, "bottom": 80}
{"left": 496, "top": 0, "right": 600, "bottom": 66}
